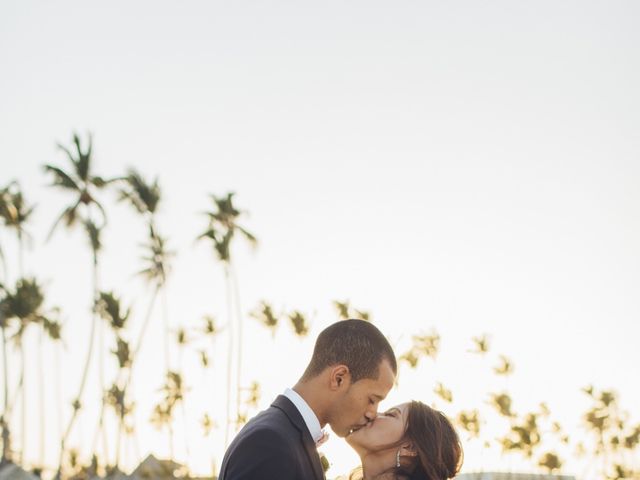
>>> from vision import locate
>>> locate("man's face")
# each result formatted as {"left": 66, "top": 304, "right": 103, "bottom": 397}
{"left": 328, "top": 359, "right": 396, "bottom": 438}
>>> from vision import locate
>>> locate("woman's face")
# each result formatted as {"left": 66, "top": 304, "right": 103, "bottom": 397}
{"left": 346, "top": 402, "right": 409, "bottom": 454}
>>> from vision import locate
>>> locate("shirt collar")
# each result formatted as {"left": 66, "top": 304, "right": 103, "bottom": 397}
{"left": 283, "top": 387, "right": 324, "bottom": 444}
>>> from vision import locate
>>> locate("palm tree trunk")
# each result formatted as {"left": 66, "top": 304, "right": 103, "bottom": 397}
{"left": 119, "top": 283, "right": 159, "bottom": 468}
{"left": 95, "top": 307, "right": 109, "bottom": 465}
{"left": 1, "top": 321, "right": 11, "bottom": 464}
{"left": 231, "top": 264, "right": 244, "bottom": 433}
{"left": 180, "top": 401, "right": 190, "bottom": 462}
{"left": 18, "top": 232, "right": 26, "bottom": 466}
{"left": 177, "top": 347, "right": 190, "bottom": 463}
{"left": 223, "top": 265, "right": 234, "bottom": 449}
{"left": 55, "top": 342, "right": 62, "bottom": 470}
{"left": 162, "top": 287, "right": 170, "bottom": 372}
{"left": 161, "top": 287, "right": 174, "bottom": 458}
{"left": 17, "top": 232, "right": 24, "bottom": 285}
{"left": 124, "top": 284, "right": 160, "bottom": 392}
{"left": 20, "top": 339, "right": 26, "bottom": 465}
{"left": 91, "top": 401, "right": 108, "bottom": 469}
{"left": 115, "top": 409, "right": 124, "bottom": 470}
{"left": 38, "top": 330, "right": 45, "bottom": 469}
{"left": 57, "top": 253, "right": 99, "bottom": 477}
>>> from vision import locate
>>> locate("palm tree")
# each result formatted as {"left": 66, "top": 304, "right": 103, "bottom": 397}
{"left": 250, "top": 302, "right": 278, "bottom": 337}
{"left": 494, "top": 355, "right": 514, "bottom": 376}
{"left": 198, "top": 192, "right": 256, "bottom": 447}
{"left": 288, "top": 311, "right": 309, "bottom": 338}
{"left": 433, "top": 382, "right": 453, "bottom": 403}
{"left": 332, "top": 300, "right": 371, "bottom": 322}
{"left": 150, "top": 371, "right": 187, "bottom": 459}
{"left": 456, "top": 409, "right": 481, "bottom": 439}
{"left": 93, "top": 291, "right": 131, "bottom": 470}
{"left": 174, "top": 326, "right": 192, "bottom": 461}
{"left": 580, "top": 386, "right": 640, "bottom": 478}
{"left": 236, "top": 381, "right": 261, "bottom": 430}
{"left": 0, "top": 279, "right": 61, "bottom": 468}
{"left": 93, "top": 291, "right": 148, "bottom": 472}
{"left": 538, "top": 452, "right": 563, "bottom": 473}
{"left": 399, "top": 331, "right": 440, "bottom": 369}
{"left": 44, "top": 132, "right": 113, "bottom": 475}
{"left": 0, "top": 181, "right": 35, "bottom": 466}
{"left": 0, "top": 286, "right": 15, "bottom": 466}
{"left": 470, "top": 334, "right": 490, "bottom": 355}
{"left": 116, "top": 171, "right": 166, "bottom": 366}
{"left": 333, "top": 300, "right": 350, "bottom": 320}
{"left": 117, "top": 170, "right": 176, "bottom": 461}
{"left": 499, "top": 412, "right": 541, "bottom": 459}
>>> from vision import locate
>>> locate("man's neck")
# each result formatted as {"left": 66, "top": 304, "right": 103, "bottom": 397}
{"left": 292, "top": 381, "right": 328, "bottom": 427}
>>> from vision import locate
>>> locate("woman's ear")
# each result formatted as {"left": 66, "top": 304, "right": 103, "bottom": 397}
{"left": 399, "top": 443, "right": 418, "bottom": 457}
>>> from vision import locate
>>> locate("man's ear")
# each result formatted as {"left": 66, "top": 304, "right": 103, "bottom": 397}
{"left": 329, "top": 365, "right": 350, "bottom": 391}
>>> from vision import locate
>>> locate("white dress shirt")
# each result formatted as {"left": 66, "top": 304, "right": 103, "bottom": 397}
{"left": 283, "top": 387, "right": 326, "bottom": 445}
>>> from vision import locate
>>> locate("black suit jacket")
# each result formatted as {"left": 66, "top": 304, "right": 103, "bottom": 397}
{"left": 218, "top": 395, "right": 326, "bottom": 480}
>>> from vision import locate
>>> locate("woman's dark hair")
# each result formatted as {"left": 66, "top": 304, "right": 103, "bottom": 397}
{"left": 301, "top": 319, "right": 397, "bottom": 383}
{"left": 401, "top": 401, "right": 463, "bottom": 480}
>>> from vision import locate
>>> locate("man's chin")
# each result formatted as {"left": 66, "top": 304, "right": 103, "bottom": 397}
{"left": 330, "top": 426, "right": 350, "bottom": 439}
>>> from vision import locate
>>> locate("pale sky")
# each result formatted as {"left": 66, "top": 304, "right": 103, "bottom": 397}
{"left": 1, "top": 1, "right": 639, "bottom": 479}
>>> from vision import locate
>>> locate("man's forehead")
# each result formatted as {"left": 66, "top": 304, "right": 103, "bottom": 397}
{"left": 378, "top": 358, "right": 396, "bottom": 387}
{"left": 369, "top": 363, "right": 396, "bottom": 396}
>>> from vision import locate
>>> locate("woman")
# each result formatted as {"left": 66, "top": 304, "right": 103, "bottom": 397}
{"left": 345, "top": 401, "right": 463, "bottom": 480}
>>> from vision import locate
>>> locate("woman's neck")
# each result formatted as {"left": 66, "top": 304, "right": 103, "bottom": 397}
{"left": 360, "top": 451, "right": 394, "bottom": 480}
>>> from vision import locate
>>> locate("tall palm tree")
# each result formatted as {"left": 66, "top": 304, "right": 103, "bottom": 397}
{"left": 116, "top": 170, "right": 166, "bottom": 365}
{"left": 117, "top": 170, "right": 175, "bottom": 459}
{"left": 0, "top": 286, "right": 14, "bottom": 466}
{"left": 0, "top": 181, "right": 35, "bottom": 466}
{"left": 198, "top": 313, "right": 221, "bottom": 471}
{"left": 0, "top": 279, "right": 61, "bottom": 467}
{"left": 174, "top": 326, "right": 192, "bottom": 461}
{"left": 198, "top": 192, "right": 256, "bottom": 447}
{"left": 150, "top": 371, "right": 187, "bottom": 460}
{"left": 44, "top": 132, "right": 113, "bottom": 475}
{"left": 94, "top": 291, "right": 131, "bottom": 470}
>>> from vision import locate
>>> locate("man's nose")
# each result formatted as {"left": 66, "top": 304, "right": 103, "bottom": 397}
{"left": 365, "top": 409, "right": 377, "bottom": 422}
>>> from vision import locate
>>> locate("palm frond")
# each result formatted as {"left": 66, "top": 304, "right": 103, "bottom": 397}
{"left": 43, "top": 165, "right": 80, "bottom": 191}
{"left": 73, "top": 133, "right": 91, "bottom": 182}
{"left": 119, "top": 169, "right": 161, "bottom": 215}
{"left": 237, "top": 226, "right": 257, "bottom": 245}
{"left": 83, "top": 219, "right": 102, "bottom": 255}
{"left": 0, "top": 242, "right": 5, "bottom": 276}
{"left": 55, "top": 142, "right": 79, "bottom": 171}
{"left": 47, "top": 199, "right": 81, "bottom": 240}
{"left": 92, "top": 199, "right": 108, "bottom": 229}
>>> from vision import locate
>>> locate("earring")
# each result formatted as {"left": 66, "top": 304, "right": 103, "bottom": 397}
{"left": 396, "top": 449, "right": 401, "bottom": 468}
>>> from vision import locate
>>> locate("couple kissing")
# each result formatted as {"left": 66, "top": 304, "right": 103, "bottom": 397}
{"left": 219, "top": 319, "right": 463, "bottom": 480}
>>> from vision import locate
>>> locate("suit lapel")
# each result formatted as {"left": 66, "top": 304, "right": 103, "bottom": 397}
{"left": 272, "top": 395, "right": 325, "bottom": 480}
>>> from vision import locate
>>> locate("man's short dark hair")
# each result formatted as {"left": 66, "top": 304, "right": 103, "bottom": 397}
{"left": 301, "top": 319, "right": 397, "bottom": 383}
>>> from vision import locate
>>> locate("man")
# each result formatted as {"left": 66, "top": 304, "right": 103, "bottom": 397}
{"left": 218, "top": 319, "right": 397, "bottom": 480}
